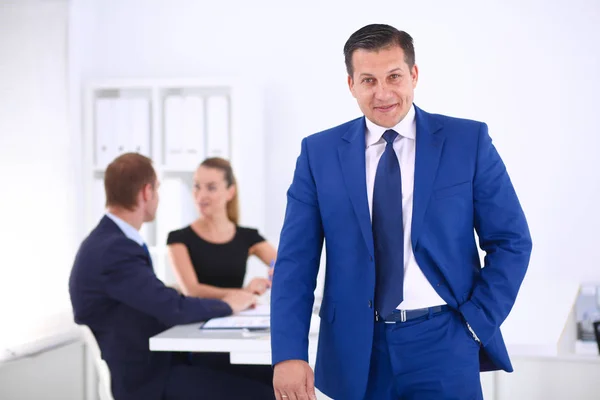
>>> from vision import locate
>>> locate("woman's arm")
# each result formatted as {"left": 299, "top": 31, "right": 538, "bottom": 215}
{"left": 167, "top": 243, "right": 237, "bottom": 299}
{"left": 245, "top": 241, "right": 278, "bottom": 293}
{"left": 249, "top": 241, "right": 277, "bottom": 267}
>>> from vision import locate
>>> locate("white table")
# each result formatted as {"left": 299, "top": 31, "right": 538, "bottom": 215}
{"left": 150, "top": 279, "right": 597, "bottom": 400}
{"left": 150, "top": 279, "right": 583, "bottom": 361}
{"left": 150, "top": 314, "right": 320, "bottom": 365}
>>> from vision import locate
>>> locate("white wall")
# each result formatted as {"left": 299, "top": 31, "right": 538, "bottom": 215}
{"left": 0, "top": 0, "right": 76, "bottom": 355}
{"left": 0, "top": 0, "right": 598, "bottom": 397}
{"left": 69, "top": 0, "right": 600, "bottom": 285}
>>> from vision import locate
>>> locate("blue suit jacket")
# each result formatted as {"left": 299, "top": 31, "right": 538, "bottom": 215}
{"left": 69, "top": 216, "right": 232, "bottom": 400}
{"left": 270, "top": 106, "right": 532, "bottom": 400}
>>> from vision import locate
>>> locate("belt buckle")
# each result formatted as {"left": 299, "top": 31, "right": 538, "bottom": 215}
{"left": 384, "top": 310, "right": 407, "bottom": 324}
{"left": 383, "top": 312, "right": 395, "bottom": 324}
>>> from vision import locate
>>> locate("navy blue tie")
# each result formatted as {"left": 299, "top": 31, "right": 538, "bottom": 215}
{"left": 372, "top": 129, "right": 404, "bottom": 318}
{"left": 142, "top": 243, "right": 152, "bottom": 264}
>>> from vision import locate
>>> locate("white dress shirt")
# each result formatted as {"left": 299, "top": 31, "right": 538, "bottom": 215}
{"left": 365, "top": 105, "right": 446, "bottom": 311}
{"left": 106, "top": 212, "right": 145, "bottom": 247}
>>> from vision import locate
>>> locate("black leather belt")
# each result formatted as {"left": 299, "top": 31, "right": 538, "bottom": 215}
{"left": 377, "top": 305, "right": 450, "bottom": 323}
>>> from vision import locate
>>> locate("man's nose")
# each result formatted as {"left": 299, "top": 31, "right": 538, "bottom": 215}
{"left": 374, "top": 82, "right": 393, "bottom": 101}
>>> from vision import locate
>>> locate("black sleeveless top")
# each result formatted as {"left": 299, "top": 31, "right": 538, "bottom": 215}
{"left": 167, "top": 226, "right": 265, "bottom": 289}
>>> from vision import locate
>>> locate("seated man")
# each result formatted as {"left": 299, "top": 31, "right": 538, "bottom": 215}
{"left": 69, "top": 153, "right": 275, "bottom": 400}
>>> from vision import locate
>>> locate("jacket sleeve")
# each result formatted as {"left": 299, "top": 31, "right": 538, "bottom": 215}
{"left": 459, "top": 123, "right": 533, "bottom": 345}
{"left": 103, "top": 238, "right": 232, "bottom": 327}
{"left": 270, "top": 137, "right": 324, "bottom": 365}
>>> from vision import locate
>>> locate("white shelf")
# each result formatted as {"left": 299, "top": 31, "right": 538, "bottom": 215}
{"left": 95, "top": 166, "right": 199, "bottom": 175}
{"left": 83, "top": 78, "right": 266, "bottom": 284}
{"left": 158, "top": 167, "right": 197, "bottom": 174}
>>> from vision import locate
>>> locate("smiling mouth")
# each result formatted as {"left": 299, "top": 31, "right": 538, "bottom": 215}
{"left": 374, "top": 104, "right": 398, "bottom": 112}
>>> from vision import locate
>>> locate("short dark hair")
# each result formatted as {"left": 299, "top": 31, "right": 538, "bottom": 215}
{"left": 105, "top": 153, "right": 156, "bottom": 211}
{"left": 343, "top": 24, "right": 415, "bottom": 77}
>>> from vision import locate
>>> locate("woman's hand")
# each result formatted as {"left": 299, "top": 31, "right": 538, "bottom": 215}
{"left": 244, "top": 277, "right": 272, "bottom": 295}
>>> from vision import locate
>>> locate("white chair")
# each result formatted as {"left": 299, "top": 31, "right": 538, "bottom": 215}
{"left": 80, "top": 325, "right": 114, "bottom": 400}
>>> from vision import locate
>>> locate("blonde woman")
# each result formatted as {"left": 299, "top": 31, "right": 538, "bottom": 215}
{"left": 167, "top": 157, "right": 277, "bottom": 388}
{"left": 167, "top": 157, "right": 276, "bottom": 297}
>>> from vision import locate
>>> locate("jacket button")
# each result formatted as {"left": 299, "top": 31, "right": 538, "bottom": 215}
{"left": 370, "top": 256, "right": 373, "bottom": 262}
{"left": 368, "top": 300, "right": 373, "bottom": 308}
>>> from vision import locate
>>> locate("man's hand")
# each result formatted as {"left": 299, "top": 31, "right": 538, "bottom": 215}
{"left": 245, "top": 277, "right": 272, "bottom": 295}
{"left": 273, "top": 360, "right": 316, "bottom": 400}
{"left": 222, "top": 290, "right": 257, "bottom": 313}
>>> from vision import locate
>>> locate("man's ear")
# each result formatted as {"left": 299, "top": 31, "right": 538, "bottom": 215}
{"left": 411, "top": 64, "right": 419, "bottom": 87}
{"left": 347, "top": 75, "right": 356, "bottom": 98}
{"left": 141, "top": 183, "right": 152, "bottom": 202}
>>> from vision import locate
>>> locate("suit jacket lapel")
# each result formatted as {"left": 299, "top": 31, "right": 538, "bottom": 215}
{"left": 411, "top": 106, "right": 445, "bottom": 249}
{"left": 338, "top": 117, "right": 374, "bottom": 257}
{"left": 101, "top": 215, "right": 153, "bottom": 268}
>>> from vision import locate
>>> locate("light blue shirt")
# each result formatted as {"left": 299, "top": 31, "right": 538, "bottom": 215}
{"left": 106, "top": 213, "right": 145, "bottom": 247}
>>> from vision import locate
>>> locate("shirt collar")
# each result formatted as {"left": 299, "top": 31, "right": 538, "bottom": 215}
{"left": 365, "top": 104, "right": 416, "bottom": 147}
{"left": 106, "top": 212, "right": 145, "bottom": 246}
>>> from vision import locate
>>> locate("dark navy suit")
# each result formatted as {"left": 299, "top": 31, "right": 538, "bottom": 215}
{"left": 70, "top": 216, "right": 274, "bottom": 400}
{"left": 271, "top": 106, "right": 532, "bottom": 399}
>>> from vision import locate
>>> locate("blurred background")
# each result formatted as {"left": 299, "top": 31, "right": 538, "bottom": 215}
{"left": 0, "top": 0, "right": 599, "bottom": 398}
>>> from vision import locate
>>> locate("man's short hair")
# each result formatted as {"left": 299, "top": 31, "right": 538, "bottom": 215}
{"left": 104, "top": 153, "right": 156, "bottom": 211}
{"left": 343, "top": 24, "right": 415, "bottom": 77}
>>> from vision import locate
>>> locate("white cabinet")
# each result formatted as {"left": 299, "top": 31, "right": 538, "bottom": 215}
{"left": 163, "top": 93, "right": 209, "bottom": 169}
{"left": 206, "top": 95, "right": 230, "bottom": 159}
{"left": 129, "top": 98, "right": 151, "bottom": 156}
{"left": 92, "top": 90, "right": 153, "bottom": 170}
{"left": 83, "top": 79, "right": 265, "bottom": 283}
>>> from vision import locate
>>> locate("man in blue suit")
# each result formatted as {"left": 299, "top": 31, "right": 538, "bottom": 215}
{"left": 69, "top": 153, "right": 275, "bottom": 400}
{"left": 271, "top": 24, "right": 532, "bottom": 400}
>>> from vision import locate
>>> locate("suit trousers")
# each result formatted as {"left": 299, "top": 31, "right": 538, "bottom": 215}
{"left": 164, "top": 362, "right": 275, "bottom": 400}
{"left": 364, "top": 308, "right": 483, "bottom": 400}
{"left": 108, "top": 356, "right": 275, "bottom": 400}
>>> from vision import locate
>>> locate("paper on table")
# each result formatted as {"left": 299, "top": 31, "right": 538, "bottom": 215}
{"left": 237, "top": 303, "right": 270, "bottom": 317}
{"left": 201, "top": 315, "right": 270, "bottom": 330}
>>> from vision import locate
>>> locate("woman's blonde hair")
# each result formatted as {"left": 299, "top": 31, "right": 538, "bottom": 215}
{"left": 200, "top": 157, "right": 239, "bottom": 224}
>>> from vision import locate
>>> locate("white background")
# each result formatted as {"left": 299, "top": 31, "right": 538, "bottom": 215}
{"left": 2, "top": 0, "right": 600, "bottom": 356}
{"left": 69, "top": 0, "right": 600, "bottom": 285}
{"left": 0, "top": 0, "right": 75, "bottom": 353}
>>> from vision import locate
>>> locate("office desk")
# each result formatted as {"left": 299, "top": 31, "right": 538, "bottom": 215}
{"left": 150, "top": 279, "right": 598, "bottom": 400}
{"left": 150, "top": 279, "right": 583, "bottom": 361}
{"left": 150, "top": 314, "right": 320, "bottom": 365}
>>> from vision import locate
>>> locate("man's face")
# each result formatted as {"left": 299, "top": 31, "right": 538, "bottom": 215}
{"left": 143, "top": 179, "right": 160, "bottom": 222}
{"left": 348, "top": 45, "right": 418, "bottom": 128}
